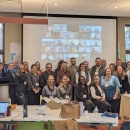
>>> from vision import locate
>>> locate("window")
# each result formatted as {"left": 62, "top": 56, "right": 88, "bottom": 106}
{"left": 125, "top": 26, "right": 130, "bottom": 61}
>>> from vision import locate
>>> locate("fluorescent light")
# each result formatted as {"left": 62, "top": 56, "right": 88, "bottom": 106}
{"left": 114, "top": 6, "right": 119, "bottom": 8}
{"left": 53, "top": 3, "right": 58, "bottom": 6}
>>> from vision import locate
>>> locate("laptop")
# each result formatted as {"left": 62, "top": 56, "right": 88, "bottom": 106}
{"left": 0, "top": 102, "right": 9, "bottom": 118}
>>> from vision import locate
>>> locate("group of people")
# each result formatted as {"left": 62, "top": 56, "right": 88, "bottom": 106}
{"left": 1, "top": 57, "right": 130, "bottom": 114}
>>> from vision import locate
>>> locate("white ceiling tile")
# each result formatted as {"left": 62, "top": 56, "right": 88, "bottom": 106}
{"left": 0, "top": 3, "right": 21, "bottom": 12}
{"left": 22, "top": 0, "right": 46, "bottom": 13}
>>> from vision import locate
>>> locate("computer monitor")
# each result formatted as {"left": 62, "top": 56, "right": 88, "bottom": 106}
{"left": 0, "top": 102, "right": 8, "bottom": 117}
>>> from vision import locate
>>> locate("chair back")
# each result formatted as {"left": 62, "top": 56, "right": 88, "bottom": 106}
{"left": 18, "top": 121, "right": 44, "bottom": 130}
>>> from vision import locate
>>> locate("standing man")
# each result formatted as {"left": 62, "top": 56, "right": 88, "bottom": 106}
{"left": 91, "top": 57, "right": 105, "bottom": 78}
{"left": 101, "top": 59, "right": 107, "bottom": 68}
{"left": 83, "top": 61, "right": 91, "bottom": 73}
{"left": 40, "top": 63, "right": 56, "bottom": 89}
{"left": 57, "top": 61, "right": 72, "bottom": 86}
{"left": 5, "top": 62, "right": 17, "bottom": 104}
{"left": 13, "top": 58, "right": 19, "bottom": 74}
{"left": 115, "top": 59, "right": 125, "bottom": 70}
{"left": 67, "top": 58, "right": 78, "bottom": 100}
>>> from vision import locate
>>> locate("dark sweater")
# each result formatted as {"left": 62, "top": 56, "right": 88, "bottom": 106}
{"left": 15, "top": 74, "right": 28, "bottom": 96}
{"left": 74, "top": 84, "right": 90, "bottom": 102}
{"left": 40, "top": 71, "right": 56, "bottom": 88}
{"left": 118, "top": 74, "right": 130, "bottom": 93}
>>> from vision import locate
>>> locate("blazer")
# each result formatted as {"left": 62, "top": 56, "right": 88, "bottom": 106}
{"left": 91, "top": 65, "right": 105, "bottom": 78}
{"left": 5, "top": 70, "right": 15, "bottom": 83}
{"left": 67, "top": 65, "right": 78, "bottom": 83}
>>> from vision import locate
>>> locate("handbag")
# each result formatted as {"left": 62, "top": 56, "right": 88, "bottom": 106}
{"left": 60, "top": 104, "right": 80, "bottom": 119}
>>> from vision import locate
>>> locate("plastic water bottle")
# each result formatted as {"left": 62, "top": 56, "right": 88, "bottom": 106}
{"left": 7, "top": 98, "right": 11, "bottom": 117}
{"left": 93, "top": 106, "right": 99, "bottom": 119}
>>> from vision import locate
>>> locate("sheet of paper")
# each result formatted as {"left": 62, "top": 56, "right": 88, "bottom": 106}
{"left": 43, "top": 97, "right": 51, "bottom": 103}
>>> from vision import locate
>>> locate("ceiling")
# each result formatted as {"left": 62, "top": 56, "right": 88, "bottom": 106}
{"left": 0, "top": 0, "right": 130, "bottom": 17}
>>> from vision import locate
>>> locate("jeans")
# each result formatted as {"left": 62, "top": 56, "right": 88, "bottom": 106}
{"left": 16, "top": 91, "right": 28, "bottom": 105}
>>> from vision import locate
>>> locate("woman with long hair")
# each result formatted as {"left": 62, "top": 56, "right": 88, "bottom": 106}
{"left": 23, "top": 61, "right": 29, "bottom": 74}
{"left": 90, "top": 75, "right": 111, "bottom": 112}
{"left": 74, "top": 76, "right": 95, "bottom": 112}
{"left": 109, "top": 63, "right": 116, "bottom": 76}
{"left": 116, "top": 65, "right": 130, "bottom": 94}
{"left": 35, "top": 61, "right": 42, "bottom": 75}
{"left": 76, "top": 63, "right": 91, "bottom": 86}
{"left": 27, "top": 64, "right": 41, "bottom": 105}
{"left": 57, "top": 75, "right": 72, "bottom": 102}
{"left": 100, "top": 68, "right": 120, "bottom": 113}
{"left": 15, "top": 64, "right": 28, "bottom": 105}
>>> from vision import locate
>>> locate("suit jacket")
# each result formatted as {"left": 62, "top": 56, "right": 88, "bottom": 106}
{"left": 91, "top": 65, "right": 105, "bottom": 79}
{"left": 5, "top": 70, "right": 15, "bottom": 83}
{"left": 67, "top": 65, "right": 78, "bottom": 83}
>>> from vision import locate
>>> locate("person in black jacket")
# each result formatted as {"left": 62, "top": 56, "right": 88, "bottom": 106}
{"left": 116, "top": 65, "right": 130, "bottom": 94}
{"left": 15, "top": 64, "right": 28, "bottom": 105}
{"left": 5, "top": 62, "right": 16, "bottom": 103}
{"left": 91, "top": 57, "right": 105, "bottom": 79}
{"left": 74, "top": 76, "right": 95, "bottom": 112}
{"left": 40, "top": 63, "right": 56, "bottom": 89}
{"left": 0, "top": 62, "right": 5, "bottom": 77}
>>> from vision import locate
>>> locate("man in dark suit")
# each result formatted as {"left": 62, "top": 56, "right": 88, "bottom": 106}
{"left": 5, "top": 62, "right": 16, "bottom": 103}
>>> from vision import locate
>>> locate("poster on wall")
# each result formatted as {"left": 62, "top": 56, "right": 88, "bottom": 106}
{"left": 10, "top": 43, "right": 21, "bottom": 63}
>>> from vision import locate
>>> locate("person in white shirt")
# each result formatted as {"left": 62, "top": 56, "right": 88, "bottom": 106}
{"left": 76, "top": 63, "right": 91, "bottom": 86}
{"left": 90, "top": 75, "right": 111, "bottom": 112}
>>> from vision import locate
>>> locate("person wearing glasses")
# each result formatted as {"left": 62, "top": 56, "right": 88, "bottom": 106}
{"left": 40, "top": 63, "right": 56, "bottom": 89}
{"left": 76, "top": 63, "right": 91, "bottom": 86}
{"left": 15, "top": 64, "right": 28, "bottom": 105}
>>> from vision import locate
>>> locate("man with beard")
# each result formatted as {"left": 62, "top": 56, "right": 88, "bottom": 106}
{"left": 56, "top": 61, "right": 72, "bottom": 86}
{"left": 91, "top": 57, "right": 105, "bottom": 79}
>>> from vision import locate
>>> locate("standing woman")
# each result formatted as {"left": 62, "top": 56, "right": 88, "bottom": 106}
{"left": 58, "top": 75, "right": 72, "bottom": 102}
{"left": 116, "top": 65, "right": 130, "bottom": 94}
{"left": 90, "top": 75, "right": 111, "bottom": 112}
{"left": 15, "top": 64, "right": 28, "bottom": 105}
{"left": 23, "top": 61, "right": 29, "bottom": 74}
{"left": 109, "top": 63, "right": 116, "bottom": 76}
{"left": 27, "top": 64, "right": 41, "bottom": 105}
{"left": 76, "top": 63, "right": 91, "bottom": 86}
{"left": 100, "top": 68, "right": 120, "bottom": 113}
{"left": 35, "top": 61, "right": 42, "bottom": 75}
{"left": 55, "top": 60, "right": 64, "bottom": 86}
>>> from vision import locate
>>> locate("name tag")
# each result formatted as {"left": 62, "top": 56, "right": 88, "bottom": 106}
{"left": 83, "top": 95, "right": 87, "bottom": 98}
{"left": 120, "top": 84, "right": 122, "bottom": 88}
{"left": 24, "top": 81, "right": 27, "bottom": 85}
{"left": 65, "top": 95, "right": 69, "bottom": 99}
{"left": 105, "top": 83, "right": 109, "bottom": 87}
{"left": 95, "top": 72, "right": 98, "bottom": 75}
{"left": 36, "top": 83, "right": 39, "bottom": 86}
{"left": 49, "top": 96, "right": 53, "bottom": 100}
